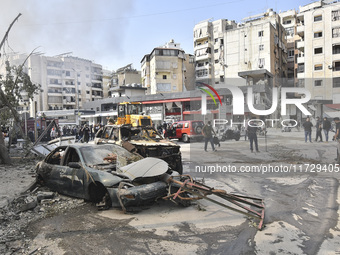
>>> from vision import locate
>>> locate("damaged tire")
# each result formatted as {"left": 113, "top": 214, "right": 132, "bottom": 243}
{"left": 89, "top": 182, "right": 112, "bottom": 210}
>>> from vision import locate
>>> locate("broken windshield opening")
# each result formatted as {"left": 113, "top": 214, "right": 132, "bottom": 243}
{"left": 125, "top": 127, "right": 163, "bottom": 142}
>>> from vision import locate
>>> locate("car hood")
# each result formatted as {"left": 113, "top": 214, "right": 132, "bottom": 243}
{"left": 118, "top": 157, "right": 168, "bottom": 180}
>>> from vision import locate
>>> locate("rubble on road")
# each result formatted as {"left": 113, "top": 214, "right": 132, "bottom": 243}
{"left": 0, "top": 185, "right": 85, "bottom": 254}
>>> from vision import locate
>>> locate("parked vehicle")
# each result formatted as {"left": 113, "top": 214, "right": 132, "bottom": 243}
{"left": 220, "top": 128, "right": 241, "bottom": 141}
{"left": 94, "top": 125, "right": 183, "bottom": 174}
{"left": 35, "top": 143, "right": 178, "bottom": 210}
{"left": 168, "top": 120, "right": 204, "bottom": 143}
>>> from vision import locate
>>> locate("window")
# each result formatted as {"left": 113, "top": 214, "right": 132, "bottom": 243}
{"left": 314, "top": 80, "right": 323, "bottom": 86}
{"left": 314, "top": 15, "right": 322, "bottom": 22}
{"left": 163, "top": 75, "right": 167, "bottom": 80}
{"left": 333, "top": 27, "right": 340, "bottom": 38}
{"left": 285, "top": 27, "right": 294, "bottom": 37}
{"left": 314, "top": 31, "right": 322, "bottom": 38}
{"left": 335, "top": 61, "right": 340, "bottom": 71}
{"left": 314, "top": 64, "right": 323, "bottom": 71}
{"left": 214, "top": 49, "right": 218, "bottom": 53}
{"left": 258, "top": 30, "right": 264, "bottom": 37}
{"left": 215, "top": 59, "right": 219, "bottom": 63}
{"left": 333, "top": 77, "right": 340, "bottom": 88}
{"left": 259, "top": 44, "right": 264, "bottom": 51}
{"left": 283, "top": 19, "right": 292, "bottom": 25}
{"left": 288, "top": 49, "right": 294, "bottom": 58}
{"left": 332, "top": 10, "right": 340, "bottom": 21}
{"left": 333, "top": 44, "right": 340, "bottom": 54}
{"left": 258, "top": 58, "right": 265, "bottom": 68}
{"left": 297, "top": 64, "right": 304, "bottom": 73}
{"left": 314, "top": 47, "right": 323, "bottom": 54}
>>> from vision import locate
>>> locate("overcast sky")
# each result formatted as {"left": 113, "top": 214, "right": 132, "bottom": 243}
{"left": 0, "top": 0, "right": 312, "bottom": 71}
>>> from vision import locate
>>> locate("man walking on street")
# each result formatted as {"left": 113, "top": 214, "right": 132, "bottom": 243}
{"left": 303, "top": 117, "right": 313, "bottom": 143}
{"left": 315, "top": 117, "right": 323, "bottom": 142}
{"left": 323, "top": 117, "right": 331, "bottom": 142}
{"left": 247, "top": 121, "right": 260, "bottom": 153}
{"left": 202, "top": 121, "right": 217, "bottom": 152}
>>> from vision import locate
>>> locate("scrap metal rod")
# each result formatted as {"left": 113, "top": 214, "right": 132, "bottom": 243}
{"left": 165, "top": 177, "right": 265, "bottom": 230}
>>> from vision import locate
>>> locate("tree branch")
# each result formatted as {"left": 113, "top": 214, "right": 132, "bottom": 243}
{"left": 0, "top": 13, "right": 22, "bottom": 52}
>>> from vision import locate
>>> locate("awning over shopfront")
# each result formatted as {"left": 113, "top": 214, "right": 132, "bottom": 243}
{"left": 323, "top": 111, "right": 340, "bottom": 118}
{"left": 142, "top": 96, "right": 222, "bottom": 105}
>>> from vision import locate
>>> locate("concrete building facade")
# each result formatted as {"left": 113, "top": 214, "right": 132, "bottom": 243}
{"left": 193, "top": 10, "right": 287, "bottom": 89}
{"left": 141, "top": 39, "right": 195, "bottom": 94}
{"left": 108, "top": 64, "right": 142, "bottom": 98}
{"left": 295, "top": 0, "right": 340, "bottom": 103}
{"left": 5, "top": 53, "right": 104, "bottom": 124}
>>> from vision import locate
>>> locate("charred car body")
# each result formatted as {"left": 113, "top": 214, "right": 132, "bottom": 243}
{"left": 35, "top": 144, "right": 265, "bottom": 229}
{"left": 94, "top": 125, "right": 183, "bottom": 174}
{"left": 35, "top": 143, "right": 178, "bottom": 209}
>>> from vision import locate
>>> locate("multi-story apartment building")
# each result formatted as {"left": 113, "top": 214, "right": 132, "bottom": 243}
{"left": 295, "top": 0, "right": 340, "bottom": 103}
{"left": 102, "top": 69, "right": 112, "bottom": 98}
{"left": 280, "top": 9, "right": 298, "bottom": 87}
{"left": 107, "top": 64, "right": 143, "bottom": 98}
{"left": 4, "top": 53, "right": 103, "bottom": 124}
{"left": 141, "top": 39, "right": 195, "bottom": 94}
{"left": 193, "top": 10, "right": 287, "bottom": 88}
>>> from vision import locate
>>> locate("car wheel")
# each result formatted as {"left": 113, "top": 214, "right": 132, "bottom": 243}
{"left": 235, "top": 136, "right": 240, "bottom": 141}
{"left": 195, "top": 126, "right": 202, "bottom": 134}
{"left": 182, "top": 134, "right": 189, "bottom": 143}
{"left": 89, "top": 182, "right": 112, "bottom": 209}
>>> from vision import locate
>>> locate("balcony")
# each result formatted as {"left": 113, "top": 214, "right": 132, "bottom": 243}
{"left": 297, "top": 56, "right": 305, "bottom": 64}
{"left": 194, "top": 42, "right": 212, "bottom": 51}
{"left": 296, "top": 25, "right": 304, "bottom": 36}
{"left": 92, "top": 83, "right": 103, "bottom": 90}
{"left": 63, "top": 100, "right": 76, "bottom": 105}
{"left": 297, "top": 41, "right": 304, "bottom": 50}
{"left": 195, "top": 64, "right": 211, "bottom": 71}
{"left": 195, "top": 53, "right": 211, "bottom": 61}
{"left": 297, "top": 72, "right": 305, "bottom": 79}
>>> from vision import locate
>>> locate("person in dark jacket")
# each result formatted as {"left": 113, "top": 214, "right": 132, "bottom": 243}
{"left": 322, "top": 117, "right": 331, "bottom": 142}
{"left": 302, "top": 117, "right": 313, "bottom": 143}
{"left": 247, "top": 121, "right": 260, "bottom": 152}
{"left": 82, "top": 124, "right": 91, "bottom": 143}
{"left": 315, "top": 117, "right": 323, "bottom": 142}
{"left": 202, "top": 121, "right": 217, "bottom": 152}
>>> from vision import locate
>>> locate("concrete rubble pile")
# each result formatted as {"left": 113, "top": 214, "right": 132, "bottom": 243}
{"left": 0, "top": 187, "right": 84, "bottom": 254}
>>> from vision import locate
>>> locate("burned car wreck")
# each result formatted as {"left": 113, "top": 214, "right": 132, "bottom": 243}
{"left": 94, "top": 125, "right": 183, "bottom": 174}
{"left": 36, "top": 143, "right": 265, "bottom": 229}
{"left": 35, "top": 143, "right": 178, "bottom": 210}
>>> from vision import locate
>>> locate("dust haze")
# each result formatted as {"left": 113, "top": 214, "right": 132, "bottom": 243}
{"left": 0, "top": 0, "right": 135, "bottom": 69}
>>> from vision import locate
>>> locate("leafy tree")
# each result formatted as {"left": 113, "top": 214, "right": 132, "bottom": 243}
{"left": 0, "top": 59, "right": 41, "bottom": 164}
{"left": 0, "top": 13, "right": 41, "bottom": 164}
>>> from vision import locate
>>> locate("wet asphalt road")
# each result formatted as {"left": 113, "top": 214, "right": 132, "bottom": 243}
{"left": 25, "top": 129, "right": 340, "bottom": 254}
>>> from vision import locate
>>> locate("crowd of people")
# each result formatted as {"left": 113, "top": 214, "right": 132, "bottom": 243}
{"left": 302, "top": 116, "right": 336, "bottom": 143}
